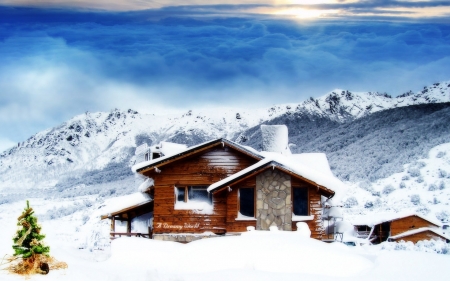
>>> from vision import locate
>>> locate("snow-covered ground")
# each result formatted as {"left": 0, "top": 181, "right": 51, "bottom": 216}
{"left": 0, "top": 199, "right": 449, "bottom": 281}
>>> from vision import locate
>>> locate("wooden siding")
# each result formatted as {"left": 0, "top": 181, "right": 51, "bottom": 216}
{"left": 291, "top": 178, "right": 324, "bottom": 240}
{"left": 390, "top": 216, "right": 437, "bottom": 236}
{"left": 391, "top": 230, "right": 447, "bottom": 244}
{"left": 150, "top": 146, "right": 258, "bottom": 235}
{"left": 226, "top": 178, "right": 257, "bottom": 232}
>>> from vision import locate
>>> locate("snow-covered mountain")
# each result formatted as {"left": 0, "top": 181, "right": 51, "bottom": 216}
{"left": 0, "top": 80, "right": 448, "bottom": 195}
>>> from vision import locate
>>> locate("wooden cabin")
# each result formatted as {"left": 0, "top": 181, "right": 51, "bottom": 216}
{"left": 126, "top": 133, "right": 341, "bottom": 243}
{"left": 352, "top": 213, "right": 449, "bottom": 244}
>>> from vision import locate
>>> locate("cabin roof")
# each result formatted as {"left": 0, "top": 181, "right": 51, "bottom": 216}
{"left": 389, "top": 227, "right": 450, "bottom": 241}
{"left": 132, "top": 138, "right": 263, "bottom": 174}
{"left": 207, "top": 152, "right": 339, "bottom": 198}
{"left": 348, "top": 212, "right": 442, "bottom": 227}
{"left": 132, "top": 138, "right": 343, "bottom": 198}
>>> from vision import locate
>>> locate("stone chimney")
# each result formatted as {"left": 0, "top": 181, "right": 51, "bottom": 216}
{"left": 261, "top": 125, "right": 291, "bottom": 155}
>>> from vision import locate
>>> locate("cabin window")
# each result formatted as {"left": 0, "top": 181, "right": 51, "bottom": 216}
{"left": 293, "top": 187, "right": 308, "bottom": 216}
{"left": 239, "top": 188, "right": 255, "bottom": 217}
{"left": 176, "top": 186, "right": 212, "bottom": 205}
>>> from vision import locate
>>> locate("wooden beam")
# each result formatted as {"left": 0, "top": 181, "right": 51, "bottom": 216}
{"left": 127, "top": 213, "right": 132, "bottom": 234}
{"left": 111, "top": 217, "right": 115, "bottom": 232}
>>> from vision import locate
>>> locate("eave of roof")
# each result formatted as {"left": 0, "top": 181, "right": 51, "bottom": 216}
{"left": 133, "top": 138, "right": 263, "bottom": 174}
{"left": 207, "top": 159, "right": 335, "bottom": 198}
{"left": 389, "top": 227, "right": 450, "bottom": 241}
{"left": 100, "top": 199, "right": 153, "bottom": 220}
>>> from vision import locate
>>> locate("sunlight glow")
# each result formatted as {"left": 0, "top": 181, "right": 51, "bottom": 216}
{"left": 273, "top": 8, "right": 338, "bottom": 19}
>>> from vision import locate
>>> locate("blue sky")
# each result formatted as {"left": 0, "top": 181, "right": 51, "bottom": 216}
{"left": 1, "top": 1, "right": 450, "bottom": 151}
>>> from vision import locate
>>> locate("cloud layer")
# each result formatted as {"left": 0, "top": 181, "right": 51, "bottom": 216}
{"left": 0, "top": 6, "right": 449, "bottom": 149}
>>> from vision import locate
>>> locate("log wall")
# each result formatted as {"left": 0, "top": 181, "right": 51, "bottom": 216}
{"left": 390, "top": 216, "right": 437, "bottom": 236}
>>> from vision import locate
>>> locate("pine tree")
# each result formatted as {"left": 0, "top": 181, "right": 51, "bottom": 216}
{"left": 12, "top": 200, "right": 50, "bottom": 259}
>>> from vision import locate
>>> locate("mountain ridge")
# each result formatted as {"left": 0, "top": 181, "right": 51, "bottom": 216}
{"left": 0, "top": 80, "right": 449, "bottom": 192}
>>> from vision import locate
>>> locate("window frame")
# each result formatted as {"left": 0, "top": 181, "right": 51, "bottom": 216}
{"left": 175, "top": 186, "right": 212, "bottom": 205}
{"left": 291, "top": 186, "right": 309, "bottom": 216}
{"left": 237, "top": 187, "right": 256, "bottom": 219}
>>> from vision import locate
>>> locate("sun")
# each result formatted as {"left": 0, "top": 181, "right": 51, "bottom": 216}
{"left": 273, "top": 8, "right": 338, "bottom": 19}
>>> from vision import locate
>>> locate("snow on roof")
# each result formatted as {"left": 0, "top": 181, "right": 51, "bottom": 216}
{"left": 159, "top": 141, "right": 187, "bottom": 156}
{"left": 207, "top": 151, "right": 346, "bottom": 196}
{"left": 138, "top": 178, "right": 154, "bottom": 192}
{"left": 348, "top": 211, "right": 442, "bottom": 227}
{"left": 389, "top": 227, "right": 450, "bottom": 241}
{"left": 100, "top": 192, "right": 152, "bottom": 218}
{"left": 290, "top": 153, "right": 334, "bottom": 178}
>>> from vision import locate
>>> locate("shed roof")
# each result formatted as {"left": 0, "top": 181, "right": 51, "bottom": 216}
{"left": 348, "top": 212, "right": 442, "bottom": 227}
{"left": 100, "top": 192, "right": 153, "bottom": 220}
{"left": 389, "top": 227, "right": 450, "bottom": 241}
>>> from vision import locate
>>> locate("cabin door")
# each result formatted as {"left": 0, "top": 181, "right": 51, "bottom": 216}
{"left": 256, "top": 170, "right": 292, "bottom": 231}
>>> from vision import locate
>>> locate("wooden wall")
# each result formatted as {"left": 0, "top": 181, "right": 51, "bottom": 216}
{"left": 390, "top": 216, "right": 437, "bottom": 236}
{"left": 149, "top": 146, "right": 258, "bottom": 235}
{"left": 226, "top": 178, "right": 257, "bottom": 233}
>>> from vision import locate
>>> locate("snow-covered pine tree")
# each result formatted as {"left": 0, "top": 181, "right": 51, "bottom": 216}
{"left": 12, "top": 200, "right": 50, "bottom": 258}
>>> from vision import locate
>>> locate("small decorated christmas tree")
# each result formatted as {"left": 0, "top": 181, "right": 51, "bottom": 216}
{"left": 7, "top": 200, "right": 69, "bottom": 275}
{"left": 12, "top": 200, "right": 50, "bottom": 259}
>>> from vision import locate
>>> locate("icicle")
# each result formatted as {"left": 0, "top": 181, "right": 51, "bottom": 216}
{"left": 221, "top": 141, "right": 225, "bottom": 148}
{"left": 272, "top": 164, "right": 276, "bottom": 170}
{"left": 227, "top": 186, "right": 232, "bottom": 192}
{"left": 155, "top": 167, "right": 161, "bottom": 173}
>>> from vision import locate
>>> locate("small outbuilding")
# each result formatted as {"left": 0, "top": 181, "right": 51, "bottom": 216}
{"left": 350, "top": 212, "right": 449, "bottom": 244}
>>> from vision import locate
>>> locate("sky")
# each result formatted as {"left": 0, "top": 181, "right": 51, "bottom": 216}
{"left": 0, "top": 0, "right": 450, "bottom": 152}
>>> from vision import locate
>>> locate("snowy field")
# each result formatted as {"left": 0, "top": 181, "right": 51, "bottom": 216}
{"left": 0, "top": 200, "right": 449, "bottom": 281}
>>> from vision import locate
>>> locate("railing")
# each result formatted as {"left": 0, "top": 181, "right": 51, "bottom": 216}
{"left": 110, "top": 232, "right": 152, "bottom": 239}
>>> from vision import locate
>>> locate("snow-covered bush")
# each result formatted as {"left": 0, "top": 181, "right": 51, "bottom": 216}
{"left": 433, "top": 197, "right": 440, "bottom": 204}
{"left": 410, "top": 194, "right": 421, "bottom": 205}
{"left": 435, "top": 210, "right": 450, "bottom": 222}
{"left": 399, "top": 181, "right": 406, "bottom": 189}
{"left": 364, "top": 201, "right": 373, "bottom": 208}
{"left": 383, "top": 184, "right": 395, "bottom": 195}
{"left": 359, "top": 180, "right": 373, "bottom": 192}
{"left": 438, "top": 169, "right": 447, "bottom": 178}
{"left": 415, "top": 206, "right": 430, "bottom": 215}
{"left": 436, "top": 151, "right": 446, "bottom": 158}
{"left": 439, "top": 181, "right": 446, "bottom": 190}
{"left": 408, "top": 167, "right": 421, "bottom": 178}
{"left": 380, "top": 240, "right": 450, "bottom": 255}
{"left": 428, "top": 184, "right": 437, "bottom": 191}
{"left": 416, "top": 176, "right": 424, "bottom": 183}
{"left": 402, "top": 175, "right": 410, "bottom": 181}
{"left": 343, "top": 197, "right": 358, "bottom": 208}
